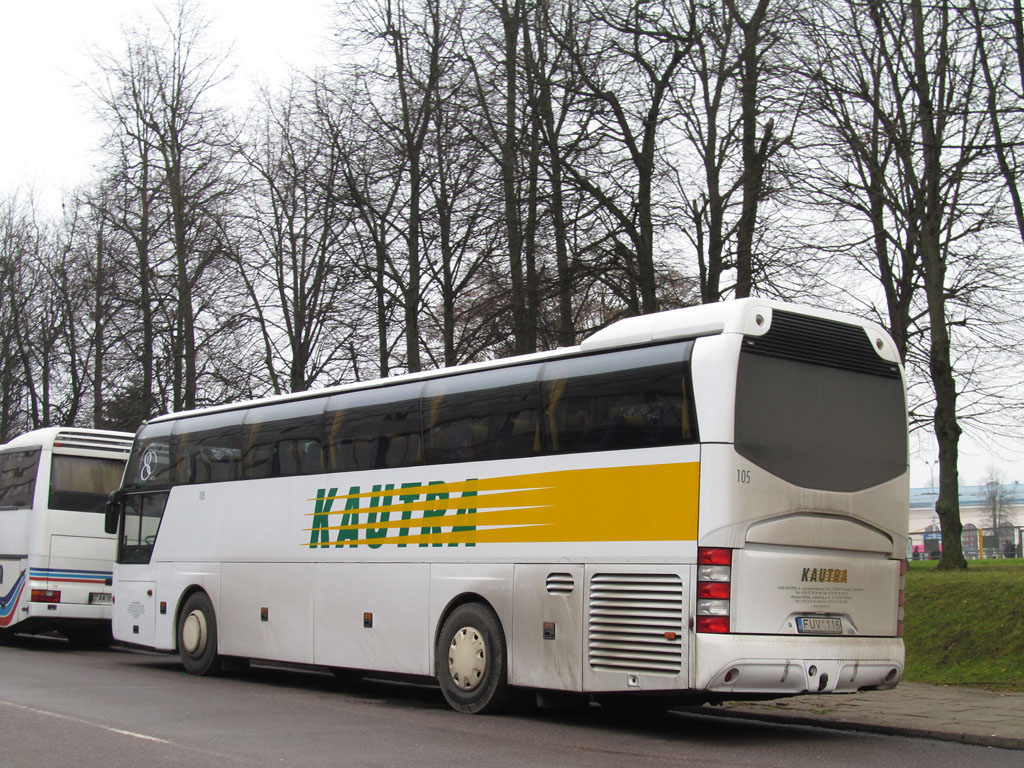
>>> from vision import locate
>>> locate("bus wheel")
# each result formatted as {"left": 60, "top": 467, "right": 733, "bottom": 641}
{"left": 436, "top": 603, "right": 511, "bottom": 714}
{"left": 178, "top": 592, "right": 222, "bottom": 676}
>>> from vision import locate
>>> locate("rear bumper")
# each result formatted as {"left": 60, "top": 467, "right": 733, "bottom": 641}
{"left": 695, "top": 634, "right": 904, "bottom": 695}
{"left": 25, "top": 600, "right": 113, "bottom": 621}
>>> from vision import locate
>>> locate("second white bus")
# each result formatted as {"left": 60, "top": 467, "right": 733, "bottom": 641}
{"left": 1, "top": 428, "right": 133, "bottom": 645}
{"left": 106, "top": 299, "right": 909, "bottom": 712}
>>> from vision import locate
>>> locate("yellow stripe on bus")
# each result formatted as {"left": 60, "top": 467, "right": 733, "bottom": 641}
{"left": 304, "top": 461, "right": 699, "bottom": 546}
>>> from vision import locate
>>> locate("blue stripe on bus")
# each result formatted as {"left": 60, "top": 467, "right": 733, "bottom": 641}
{"left": 28, "top": 568, "right": 113, "bottom": 584}
{"left": 1, "top": 572, "right": 26, "bottom": 622}
{"left": 29, "top": 568, "right": 113, "bottom": 578}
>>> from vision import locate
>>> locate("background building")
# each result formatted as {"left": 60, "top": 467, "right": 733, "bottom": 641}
{"left": 909, "top": 483, "right": 1024, "bottom": 559}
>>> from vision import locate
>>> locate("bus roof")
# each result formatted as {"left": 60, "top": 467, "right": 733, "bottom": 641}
{"left": 0, "top": 427, "right": 134, "bottom": 457}
{"left": 142, "top": 298, "right": 899, "bottom": 429}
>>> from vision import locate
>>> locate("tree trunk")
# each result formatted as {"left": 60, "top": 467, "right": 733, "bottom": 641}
{"left": 911, "top": 0, "right": 965, "bottom": 569}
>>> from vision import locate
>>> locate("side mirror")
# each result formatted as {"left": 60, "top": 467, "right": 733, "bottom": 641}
{"left": 104, "top": 491, "right": 123, "bottom": 535}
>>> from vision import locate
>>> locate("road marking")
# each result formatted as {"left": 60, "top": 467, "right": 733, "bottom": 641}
{"left": 0, "top": 700, "right": 171, "bottom": 744}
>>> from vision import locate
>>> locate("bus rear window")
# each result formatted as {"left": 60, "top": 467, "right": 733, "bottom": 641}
{"left": 49, "top": 455, "right": 128, "bottom": 513}
{"left": 734, "top": 312, "right": 907, "bottom": 492}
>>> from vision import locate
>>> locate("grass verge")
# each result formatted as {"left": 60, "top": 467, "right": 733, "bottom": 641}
{"left": 903, "top": 559, "right": 1024, "bottom": 691}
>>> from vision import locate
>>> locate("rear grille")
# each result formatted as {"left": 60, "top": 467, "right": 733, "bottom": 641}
{"left": 742, "top": 310, "right": 901, "bottom": 378}
{"left": 54, "top": 430, "right": 133, "bottom": 455}
{"left": 588, "top": 573, "right": 684, "bottom": 674}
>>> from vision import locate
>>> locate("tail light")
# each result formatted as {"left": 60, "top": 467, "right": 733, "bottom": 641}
{"left": 31, "top": 589, "right": 61, "bottom": 603}
{"left": 697, "top": 547, "right": 732, "bottom": 634}
{"left": 896, "top": 559, "right": 907, "bottom": 637}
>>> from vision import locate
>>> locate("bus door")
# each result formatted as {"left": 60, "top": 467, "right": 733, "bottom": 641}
{"left": 110, "top": 489, "right": 169, "bottom": 646}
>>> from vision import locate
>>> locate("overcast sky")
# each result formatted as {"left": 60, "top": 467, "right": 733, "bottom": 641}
{"left": 0, "top": 0, "right": 332, "bottom": 206}
{"left": 1, "top": 1, "right": 1020, "bottom": 488}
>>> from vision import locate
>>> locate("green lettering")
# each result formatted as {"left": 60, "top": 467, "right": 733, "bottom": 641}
{"left": 397, "top": 482, "right": 420, "bottom": 547}
{"left": 309, "top": 488, "right": 338, "bottom": 548}
{"left": 366, "top": 483, "right": 394, "bottom": 549}
{"left": 419, "top": 481, "right": 448, "bottom": 547}
{"left": 335, "top": 486, "right": 361, "bottom": 547}
{"left": 450, "top": 483, "right": 477, "bottom": 548}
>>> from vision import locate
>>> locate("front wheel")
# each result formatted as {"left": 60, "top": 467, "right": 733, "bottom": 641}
{"left": 436, "top": 603, "right": 511, "bottom": 714}
{"left": 177, "top": 592, "right": 221, "bottom": 676}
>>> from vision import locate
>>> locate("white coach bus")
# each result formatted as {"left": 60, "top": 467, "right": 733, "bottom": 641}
{"left": 105, "top": 299, "right": 909, "bottom": 713}
{"left": 1, "top": 428, "right": 133, "bottom": 644}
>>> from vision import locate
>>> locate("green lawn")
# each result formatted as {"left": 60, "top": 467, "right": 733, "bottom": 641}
{"left": 903, "top": 559, "right": 1024, "bottom": 691}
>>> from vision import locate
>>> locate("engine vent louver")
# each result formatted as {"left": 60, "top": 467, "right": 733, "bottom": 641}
{"left": 588, "top": 573, "right": 683, "bottom": 674}
{"left": 545, "top": 572, "right": 575, "bottom": 595}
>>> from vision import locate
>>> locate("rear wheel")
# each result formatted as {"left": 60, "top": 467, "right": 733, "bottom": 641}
{"left": 177, "top": 592, "right": 221, "bottom": 676}
{"left": 436, "top": 603, "right": 511, "bottom": 714}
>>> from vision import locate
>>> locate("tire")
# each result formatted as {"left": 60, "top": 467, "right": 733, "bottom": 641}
{"left": 177, "top": 592, "right": 222, "bottom": 676}
{"left": 435, "top": 603, "right": 511, "bottom": 714}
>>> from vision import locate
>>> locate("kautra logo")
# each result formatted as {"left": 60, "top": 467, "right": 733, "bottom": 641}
{"left": 801, "top": 567, "right": 849, "bottom": 583}
{"left": 307, "top": 480, "right": 479, "bottom": 549}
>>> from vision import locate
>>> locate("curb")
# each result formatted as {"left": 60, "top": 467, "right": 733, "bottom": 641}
{"left": 679, "top": 706, "right": 1024, "bottom": 751}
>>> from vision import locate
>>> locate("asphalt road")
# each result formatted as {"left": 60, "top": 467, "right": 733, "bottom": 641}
{"left": 0, "top": 634, "right": 1019, "bottom": 768}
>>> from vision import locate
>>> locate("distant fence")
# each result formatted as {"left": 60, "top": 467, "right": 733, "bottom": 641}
{"left": 908, "top": 525, "right": 1023, "bottom": 560}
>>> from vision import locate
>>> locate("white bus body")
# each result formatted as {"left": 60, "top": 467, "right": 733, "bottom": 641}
{"left": 0, "top": 428, "right": 133, "bottom": 643}
{"left": 108, "top": 300, "right": 908, "bottom": 712}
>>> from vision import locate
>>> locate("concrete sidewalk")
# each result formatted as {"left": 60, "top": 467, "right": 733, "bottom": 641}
{"left": 689, "top": 682, "right": 1024, "bottom": 750}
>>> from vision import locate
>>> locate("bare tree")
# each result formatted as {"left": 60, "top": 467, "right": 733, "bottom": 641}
{"left": 239, "top": 76, "right": 367, "bottom": 393}
{"left": 91, "top": 0, "right": 240, "bottom": 413}
{"left": 981, "top": 467, "right": 1016, "bottom": 530}
{"left": 800, "top": 0, "right": 1022, "bottom": 569}
{"left": 672, "top": 0, "right": 796, "bottom": 303}
{"left": 342, "top": 0, "right": 459, "bottom": 373}
{"left": 421, "top": 54, "right": 510, "bottom": 365}
{"left": 463, "top": 0, "right": 539, "bottom": 353}
{"left": 552, "top": 0, "right": 695, "bottom": 315}
{"left": 0, "top": 192, "right": 38, "bottom": 439}
{"left": 966, "top": 0, "right": 1024, "bottom": 246}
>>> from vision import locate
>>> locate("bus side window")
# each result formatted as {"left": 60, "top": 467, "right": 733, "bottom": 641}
{"left": 378, "top": 404, "right": 422, "bottom": 468}
{"left": 180, "top": 434, "right": 241, "bottom": 484}
{"left": 541, "top": 342, "right": 697, "bottom": 455}
{"left": 0, "top": 448, "right": 41, "bottom": 508}
{"left": 172, "top": 411, "right": 244, "bottom": 485}
{"left": 325, "top": 383, "right": 423, "bottom": 473}
{"left": 242, "top": 399, "right": 327, "bottom": 479}
{"left": 423, "top": 367, "right": 540, "bottom": 465}
{"left": 277, "top": 438, "right": 323, "bottom": 476}
{"left": 242, "top": 442, "right": 275, "bottom": 480}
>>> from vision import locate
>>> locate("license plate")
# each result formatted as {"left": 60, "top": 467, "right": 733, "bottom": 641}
{"left": 796, "top": 616, "right": 842, "bottom": 635}
{"left": 89, "top": 592, "right": 113, "bottom": 605}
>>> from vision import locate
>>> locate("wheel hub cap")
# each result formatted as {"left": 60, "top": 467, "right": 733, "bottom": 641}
{"left": 181, "top": 610, "right": 207, "bottom": 656}
{"left": 448, "top": 626, "right": 486, "bottom": 691}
